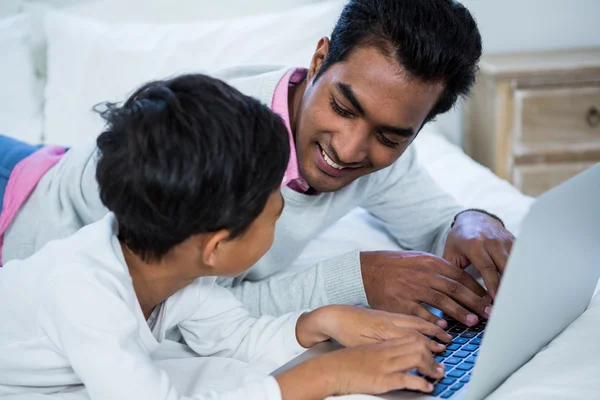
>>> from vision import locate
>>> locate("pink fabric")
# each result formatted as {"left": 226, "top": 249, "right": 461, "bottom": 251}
{"left": 0, "top": 146, "right": 66, "bottom": 261}
{"left": 271, "top": 68, "right": 311, "bottom": 193}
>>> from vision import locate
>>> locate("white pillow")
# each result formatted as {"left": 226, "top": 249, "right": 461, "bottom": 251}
{"left": 21, "top": 0, "right": 100, "bottom": 80}
{"left": 0, "top": 0, "right": 22, "bottom": 18}
{"left": 24, "top": 0, "right": 317, "bottom": 79}
{"left": 43, "top": 1, "right": 345, "bottom": 145}
{"left": 0, "top": 14, "right": 43, "bottom": 144}
{"left": 69, "top": 0, "right": 326, "bottom": 23}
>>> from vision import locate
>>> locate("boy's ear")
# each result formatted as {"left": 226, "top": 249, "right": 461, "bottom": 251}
{"left": 308, "top": 37, "right": 330, "bottom": 82}
{"left": 202, "top": 229, "right": 231, "bottom": 267}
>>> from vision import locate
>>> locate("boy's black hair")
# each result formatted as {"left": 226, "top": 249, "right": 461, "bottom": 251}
{"left": 95, "top": 74, "right": 290, "bottom": 261}
{"left": 316, "top": 0, "right": 482, "bottom": 123}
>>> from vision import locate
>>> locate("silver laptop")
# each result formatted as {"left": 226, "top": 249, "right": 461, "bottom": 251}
{"left": 273, "top": 163, "right": 600, "bottom": 399}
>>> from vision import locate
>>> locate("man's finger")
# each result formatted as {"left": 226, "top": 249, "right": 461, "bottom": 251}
{"left": 469, "top": 249, "right": 501, "bottom": 299}
{"left": 487, "top": 241, "right": 510, "bottom": 275}
{"left": 406, "top": 302, "right": 448, "bottom": 328}
{"left": 429, "top": 275, "right": 491, "bottom": 320}
{"left": 429, "top": 257, "right": 487, "bottom": 297}
{"left": 420, "top": 289, "right": 481, "bottom": 327}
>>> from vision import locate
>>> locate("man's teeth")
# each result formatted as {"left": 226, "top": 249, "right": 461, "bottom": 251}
{"left": 322, "top": 150, "right": 345, "bottom": 170}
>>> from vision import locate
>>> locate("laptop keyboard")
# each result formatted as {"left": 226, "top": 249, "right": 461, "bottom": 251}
{"left": 430, "top": 317, "right": 486, "bottom": 398}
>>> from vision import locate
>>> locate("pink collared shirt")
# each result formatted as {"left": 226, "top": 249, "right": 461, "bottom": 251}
{"left": 271, "top": 68, "right": 311, "bottom": 193}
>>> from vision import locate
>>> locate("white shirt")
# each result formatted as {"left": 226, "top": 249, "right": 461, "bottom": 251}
{"left": 0, "top": 214, "right": 305, "bottom": 399}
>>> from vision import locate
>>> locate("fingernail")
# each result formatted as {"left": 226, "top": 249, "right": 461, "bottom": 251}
{"left": 484, "top": 305, "right": 492, "bottom": 318}
{"left": 428, "top": 383, "right": 434, "bottom": 391}
{"left": 436, "top": 319, "right": 448, "bottom": 329}
{"left": 437, "top": 366, "right": 445, "bottom": 374}
{"left": 466, "top": 314, "right": 478, "bottom": 325}
{"left": 437, "top": 343, "right": 446, "bottom": 349}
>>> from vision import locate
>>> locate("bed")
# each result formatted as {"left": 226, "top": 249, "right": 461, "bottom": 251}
{"left": 0, "top": 0, "right": 598, "bottom": 398}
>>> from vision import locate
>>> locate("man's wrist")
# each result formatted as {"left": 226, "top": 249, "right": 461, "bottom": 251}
{"left": 451, "top": 208, "right": 505, "bottom": 228}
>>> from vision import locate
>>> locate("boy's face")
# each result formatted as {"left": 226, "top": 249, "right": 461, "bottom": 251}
{"left": 211, "top": 190, "right": 284, "bottom": 277}
{"left": 294, "top": 42, "right": 445, "bottom": 193}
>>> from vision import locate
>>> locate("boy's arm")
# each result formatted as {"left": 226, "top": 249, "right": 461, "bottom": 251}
{"left": 178, "top": 282, "right": 308, "bottom": 368}
{"left": 39, "top": 269, "right": 282, "bottom": 400}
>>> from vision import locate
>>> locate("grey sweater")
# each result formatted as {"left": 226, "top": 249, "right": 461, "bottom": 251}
{"left": 3, "top": 66, "right": 464, "bottom": 316}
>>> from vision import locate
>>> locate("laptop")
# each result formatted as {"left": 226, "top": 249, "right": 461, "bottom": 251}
{"left": 273, "top": 163, "right": 600, "bottom": 399}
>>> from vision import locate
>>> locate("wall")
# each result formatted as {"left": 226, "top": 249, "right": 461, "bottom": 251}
{"left": 434, "top": 0, "right": 600, "bottom": 145}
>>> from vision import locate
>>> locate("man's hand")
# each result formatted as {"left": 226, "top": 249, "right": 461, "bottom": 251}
{"left": 443, "top": 210, "right": 515, "bottom": 300}
{"left": 360, "top": 251, "right": 492, "bottom": 327}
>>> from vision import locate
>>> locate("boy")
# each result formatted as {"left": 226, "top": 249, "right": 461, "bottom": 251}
{"left": 0, "top": 74, "right": 450, "bottom": 399}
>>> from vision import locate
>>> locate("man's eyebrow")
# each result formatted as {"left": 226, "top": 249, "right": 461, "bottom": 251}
{"left": 336, "top": 82, "right": 365, "bottom": 117}
{"left": 336, "top": 82, "right": 415, "bottom": 137}
{"left": 381, "top": 125, "right": 415, "bottom": 138}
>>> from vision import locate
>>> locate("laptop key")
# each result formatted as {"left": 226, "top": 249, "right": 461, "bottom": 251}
{"left": 440, "top": 378, "right": 457, "bottom": 385}
{"left": 457, "top": 363, "right": 474, "bottom": 371}
{"left": 447, "top": 343, "right": 461, "bottom": 351}
{"left": 435, "top": 356, "right": 445, "bottom": 363}
{"left": 432, "top": 384, "right": 449, "bottom": 396}
{"left": 462, "top": 344, "right": 478, "bottom": 351}
{"left": 441, "top": 350, "right": 454, "bottom": 357}
{"left": 460, "top": 376, "right": 471, "bottom": 383}
{"left": 460, "top": 332, "right": 477, "bottom": 338}
{"left": 453, "top": 351, "right": 469, "bottom": 358}
{"left": 465, "top": 356, "right": 477, "bottom": 364}
{"left": 477, "top": 332, "right": 485, "bottom": 338}
{"left": 451, "top": 383, "right": 465, "bottom": 391}
{"left": 441, "top": 391, "right": 455, "bottom": 398}
{"left": 444, "top": 357, "right": 461, "bottom": 365}
{"left": 471, "top": 338, "right": 482, "bottom": 345}
{"left": 453, "top": 337, "right": 469, "bottom": 344}
{"left": 448, "top": 369, "right": 466, "bottom": 378}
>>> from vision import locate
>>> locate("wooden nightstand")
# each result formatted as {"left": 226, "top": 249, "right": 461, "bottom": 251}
{"left": 464, "top": 48, "right": 600, "bottom": 196}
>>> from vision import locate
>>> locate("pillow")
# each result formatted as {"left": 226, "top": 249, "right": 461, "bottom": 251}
{"left": 43, "top": 1, "right": 345, "bottom": 145}
{"left": 21, "top": 0, "right": 100, "bottom": 80}
{"left": 0, "top": 14, "right": 43, "bottom": 144}
{"left": 24, "top": 0, "right": 318, "bottom": 80}
{"left": 0, "top": 0, "right": 21, "bottom": 18}
{"left": 68, "top": 0, "right": 326, "bottom": 23}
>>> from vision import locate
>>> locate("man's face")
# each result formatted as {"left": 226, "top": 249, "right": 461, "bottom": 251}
{"left": 294, "top": 42, "right": 445, "bottom": 192}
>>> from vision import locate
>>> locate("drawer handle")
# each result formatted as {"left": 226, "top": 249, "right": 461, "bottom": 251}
{"left": 587, "top": 106, "right": 600, "bottom": 128}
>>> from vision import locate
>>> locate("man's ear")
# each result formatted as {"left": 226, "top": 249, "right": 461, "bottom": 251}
{"left": 202, "top": 229, "right": 231, "bottom": 268}
{"left": 307, "top": 37, "right": 330, "bottom": 82}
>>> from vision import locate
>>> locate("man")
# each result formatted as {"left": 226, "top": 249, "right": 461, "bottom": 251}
{"left": 1, "top": 0, "right": 513, "bottom": 328}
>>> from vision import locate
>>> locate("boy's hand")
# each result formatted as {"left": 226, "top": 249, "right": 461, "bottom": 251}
{"left": 276, "top": 338, "right": 445, "bottom": 399}
{"left": 295, "top": 305, "right": 452, "bottom": 349}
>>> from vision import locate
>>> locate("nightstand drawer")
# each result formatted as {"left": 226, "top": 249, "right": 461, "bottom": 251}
{"left": 513, "top": 161, "right": 598, "bottom": 196}
{"left": 514, "top": 85, "right": 600, "bottom": 147}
